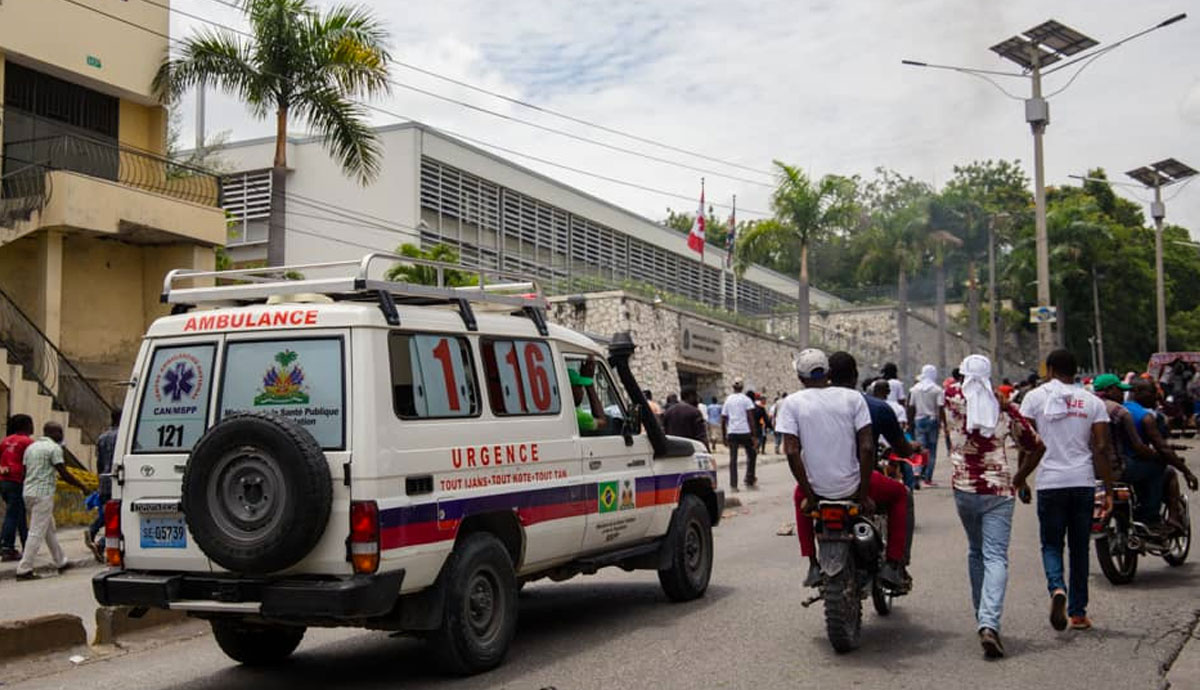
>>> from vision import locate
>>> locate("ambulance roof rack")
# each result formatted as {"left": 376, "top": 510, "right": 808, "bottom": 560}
{"left": 160, "top": 253, "right": 550, "bottom": 334}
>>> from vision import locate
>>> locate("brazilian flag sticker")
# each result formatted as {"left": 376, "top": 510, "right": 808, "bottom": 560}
{"left": 598, "top": 481, "right": 619, "bottom": 513}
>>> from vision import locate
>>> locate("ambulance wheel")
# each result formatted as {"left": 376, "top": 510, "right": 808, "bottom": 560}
{"left": 658, "top": 494, "right": 713, "bottom": 602}
{"left": 211, "top": 619, "right": 305, "bottom": 665}
{"left": 432, "top": 533, "right": 518, "bottom": 675}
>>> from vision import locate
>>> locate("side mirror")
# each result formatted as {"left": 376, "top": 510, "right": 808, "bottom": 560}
{"left": 622, "top": 404, "right": 643, "bottom": 445}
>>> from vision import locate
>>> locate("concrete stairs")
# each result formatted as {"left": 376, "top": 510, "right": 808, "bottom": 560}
{"left": 0, "top": 344, "right": 94, "bottom": 470}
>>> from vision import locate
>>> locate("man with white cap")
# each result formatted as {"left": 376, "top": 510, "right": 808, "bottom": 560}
{"left": 908, "top": 364, "right": 948, "bottom": 486}
{"left": 947, "top": 354, "right": 1044, "bottom": 659}
{"left": 776, "top": 348, "right": 910, "bottom": 590}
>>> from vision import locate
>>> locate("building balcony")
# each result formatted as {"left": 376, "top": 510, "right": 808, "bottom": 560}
{"left": 1, "top": 132, "right": 226, "bottom": 247}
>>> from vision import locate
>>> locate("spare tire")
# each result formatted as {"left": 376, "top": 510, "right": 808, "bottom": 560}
{"left": 182, "top": 412, "right": 332, "bottom": 574}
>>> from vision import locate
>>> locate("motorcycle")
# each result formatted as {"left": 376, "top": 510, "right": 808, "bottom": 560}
{"left": 801, "top": 499, "right": 907, "bottom": 653}
{"left": 1094, "top": 481, "right": 1191, "bottom": 584}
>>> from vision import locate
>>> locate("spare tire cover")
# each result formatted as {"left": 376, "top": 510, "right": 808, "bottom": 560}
{"left": 182, "top": 412, "right": 332, "bottom": 574}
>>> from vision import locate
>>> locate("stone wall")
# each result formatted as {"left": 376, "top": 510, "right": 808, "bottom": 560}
{"left": 547, "top": 291, "right": 801, "bottom": 401}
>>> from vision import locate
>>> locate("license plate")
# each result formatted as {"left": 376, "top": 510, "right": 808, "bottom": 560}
{"left": 140, "top": 516, "right": 187, "bottom": 549}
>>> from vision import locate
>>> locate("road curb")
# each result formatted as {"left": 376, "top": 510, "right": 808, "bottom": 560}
{"left": 0, "top": 614, "right": 87, "bottom": 661}
{"left": 94, "top": 606, "right": 191, "bottom": 646}
{"left": 0, "top": 556, "right": 95, "bottom": 582}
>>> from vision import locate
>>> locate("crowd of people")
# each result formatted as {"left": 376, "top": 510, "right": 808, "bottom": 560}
{"left": 652, "top": 347, "right": 1197, "bottom": 661}
{"left": 0, "top": 411, "right": 117, "bottom": 580}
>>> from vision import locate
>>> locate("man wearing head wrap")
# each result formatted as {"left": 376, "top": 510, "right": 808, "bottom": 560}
{"left": 908, "top": 364, "right": 948, "bottom": 486}
{"left": 946, "top": 355, "right": 1044, "bottom": 658}
{"left": 1014, "top": 350, "right": 1113, "bottom": 633}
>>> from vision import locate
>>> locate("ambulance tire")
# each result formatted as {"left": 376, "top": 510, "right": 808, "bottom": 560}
{"left": 211, "top": 619, "right": 305, "bottom": 665}
{"left": 432, "top": 532, "right": 519, "bottom": 675}
{"left": 183, "top": 412, "right": 332, "bottom": 574}
{"left": 658, "top": 493, "right": 713, "bottom": 602}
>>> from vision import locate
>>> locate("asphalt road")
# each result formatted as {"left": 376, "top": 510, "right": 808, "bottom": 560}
{"left": 9, "top": 458, "right": 1199, "bottom": 690}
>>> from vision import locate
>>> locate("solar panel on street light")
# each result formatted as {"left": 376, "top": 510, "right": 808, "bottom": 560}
{"left": 1151, "top": 158, "right": 1198, "bottom": 182}
{"left": 1022, "top": 20, "right": 1099, "bottom": 56}
{"left": 1126, "top": 166, "right": 1171, "bottom": 188}
{"left": 989, "top": 36, "right": 1060, "bottom": 69}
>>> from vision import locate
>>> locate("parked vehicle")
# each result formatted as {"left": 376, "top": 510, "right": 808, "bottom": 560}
{"left": 1094, "top": 481, "right": 1191, "bottom": 584}
{"left": 801, "top": 499, "right": 905, "bottom": 653}
{"left": 92, "top": 254, "right": 722, "bottom": 674}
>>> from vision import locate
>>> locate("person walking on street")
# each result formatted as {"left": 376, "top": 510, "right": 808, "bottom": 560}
{"left": 721, "top": 378, "right": 758, "bottom": 491}
{"left": 770, "top": 395, "right": 784, "bottom": 454}
{"left": 882, "top": 362, "right": 906, "bottom": 406}
{"left": 706, "top": 396, "right": 723, "bottom": 449}
{"left": 751, "top": 393, "right": 769, "bottom": 454}
{"left": 1, "top": 414, "right": 36, "bottom": 562}
{"left": 947, "top": 355, "right": 1045, "bottom": 658}
{"left": 663, "top": 390, "right": 710, "bottom": 451}
{"left": 15, "top": 422, "right": 89, "bottom": 580}
{"left": 87, "top": 409, "right": 121, "bottom": 559}
{"left": 909, "top": 364, "right": 948, "bottom": 486}
{"left": 1013, "top": 350, "right": 1113, "bottom": 632}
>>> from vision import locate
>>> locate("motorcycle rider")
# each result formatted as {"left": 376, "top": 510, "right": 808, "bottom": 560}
{"left": 1127, "top": 380, "right": 1199, "bottom": 531}
{"left": 777, "top": 348, "right": 910, "bottom": 591}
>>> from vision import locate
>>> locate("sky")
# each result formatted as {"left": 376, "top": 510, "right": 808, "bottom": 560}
{"left": 170, "top": 0, "right": 1200, "bottom": 234}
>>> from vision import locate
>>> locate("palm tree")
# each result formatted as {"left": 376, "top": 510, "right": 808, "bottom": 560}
{"left": 858, "top": 171, "right": 932, "bottom": 381}
{"left": 154, "top": 0, "right": 391, "bottom": 266}
{"left": 736, "top": 162, "right": 857, "bottom": 348}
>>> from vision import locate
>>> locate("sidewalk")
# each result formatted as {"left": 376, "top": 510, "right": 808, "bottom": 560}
{"left": 1, "top": 526, "right": 99, "bottom": 581}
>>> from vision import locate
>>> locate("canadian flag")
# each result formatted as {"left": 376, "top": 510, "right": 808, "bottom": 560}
{"left": 687, "top": 182, "right": 706, "bottom": 255}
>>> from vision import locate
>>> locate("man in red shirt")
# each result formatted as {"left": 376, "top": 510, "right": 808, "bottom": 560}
{"left": 0, "top": 414, "right": 35, "bottom": 561}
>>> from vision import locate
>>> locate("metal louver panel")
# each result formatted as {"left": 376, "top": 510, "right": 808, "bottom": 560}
{"left": 222, "top": 170, "right": 271, "bottom": 246}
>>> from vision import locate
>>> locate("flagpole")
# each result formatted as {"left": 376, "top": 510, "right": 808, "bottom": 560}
{"left": 731, "top": 194, "right": 738, "bottom": 315}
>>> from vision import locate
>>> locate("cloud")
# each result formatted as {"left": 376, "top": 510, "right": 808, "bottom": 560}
{"left": 172, "top": 0, "right": 1200, "bottom": 232}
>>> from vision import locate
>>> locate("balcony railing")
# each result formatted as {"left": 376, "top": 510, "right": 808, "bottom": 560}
{"left": 1, "top": 132, "right": 222, "bottom": 210}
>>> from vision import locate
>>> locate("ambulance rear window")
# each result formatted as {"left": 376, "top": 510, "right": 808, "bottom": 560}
{"left": 132, "top": 343, "right": 217, "bottom": 453}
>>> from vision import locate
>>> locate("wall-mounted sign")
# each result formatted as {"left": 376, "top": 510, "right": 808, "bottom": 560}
{"left": 86, "top": 55, "right": 102, "bottom": 69}
{"left": 1029, "top": 305, "right": 1057, "bottom": 324}
{"left": 680, "top": 317, "right": 723, "bottom": 365}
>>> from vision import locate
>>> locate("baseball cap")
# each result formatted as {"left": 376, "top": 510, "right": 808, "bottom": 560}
{"left": 568, "top": 369, "right": 594, "bottom": 386}
{"left": 794, "top": 348, "right": 829, "bottom": 379}
{"left": 1092, "top": 373, "right": 1130, "bottom": 391}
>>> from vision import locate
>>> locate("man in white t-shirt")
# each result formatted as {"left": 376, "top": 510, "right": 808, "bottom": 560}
{"left": 721, "top": 378, "right": 758, "bottom": 491}
{"left": 776, "top": 349, "right": 910, "bottom": 589}
{"left": 1014, "top": 349, "right": 1113, "bottom": 633}
{"left": 882, "top": 362, "right": 906, "bottom": 405}
{"left": 908, "top": 364, "right": 948, "bottom": 486}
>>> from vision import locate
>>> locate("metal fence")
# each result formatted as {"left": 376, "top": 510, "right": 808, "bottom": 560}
{"left": 0, "top": 286, "right": 115, "bottom": 449}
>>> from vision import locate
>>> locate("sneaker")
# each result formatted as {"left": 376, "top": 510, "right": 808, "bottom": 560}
{"left": 1069, "top": 615, "right": 1092, "bottom": 630}
{"left": 1049, "top": 589, "right": 1068, "bottom": 631}
{"left": 804, "top": 562, "right": 824, "bottom": 588}
{"left": 85, "top": 532, "right": 103, "bottom": 563}
{"left": 15, "top": 571, "right": 40, "bottom": 581}
{"left": 979, "top": 628, "right": 1005, "bottom": 659}
{"left": 731, "top": 486, "right": 740, "bottom": 493}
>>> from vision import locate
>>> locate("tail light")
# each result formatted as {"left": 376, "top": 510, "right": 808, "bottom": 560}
{"left": 820, "top": 505, "right": 848, "bottom": 531}
{"left": 104, "top": 500, "right": 123, "bottom": 567}
{"left": 349, "top": 500, "right": 380, "bottom": 574}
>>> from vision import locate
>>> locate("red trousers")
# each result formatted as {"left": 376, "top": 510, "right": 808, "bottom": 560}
{"left": 793, "top": 471, "right": 908, "bottom": 563}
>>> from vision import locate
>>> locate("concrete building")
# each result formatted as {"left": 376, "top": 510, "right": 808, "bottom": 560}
{"left": 0, "top": 0, "right": 226, "bottom": 465}
{"left": 217, "top": 122, "right": 846, "bottom": 317}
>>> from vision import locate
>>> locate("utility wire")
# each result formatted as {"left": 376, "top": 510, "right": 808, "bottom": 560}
{"left": 192, "top": 0, "right": 775, "bottom": 179}
{"left": 63, "top": 0, "right": 769, "bottom": 215}
{"left": 149, "top": 0, "right": 774, "bottom": 187}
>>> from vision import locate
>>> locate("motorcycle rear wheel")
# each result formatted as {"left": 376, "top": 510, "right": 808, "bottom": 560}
{"left": 822, "top": 565, "right": 862, "bottom": 653}
{"left": 1095, "top": 514, "right": 1138, "bottom": 585}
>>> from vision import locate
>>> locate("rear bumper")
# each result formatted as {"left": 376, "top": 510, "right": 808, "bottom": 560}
{"left": 93, "top": 569, "right": 404, "bottom": 620}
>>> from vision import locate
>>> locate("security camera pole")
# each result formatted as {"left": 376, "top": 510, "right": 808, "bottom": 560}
{"left": 902, "top": 13, "right": 1187, "bottom": 365}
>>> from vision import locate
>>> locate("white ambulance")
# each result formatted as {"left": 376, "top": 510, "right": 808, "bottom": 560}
{"left": 93, "top": 254, "right": 723, "bottom": 674}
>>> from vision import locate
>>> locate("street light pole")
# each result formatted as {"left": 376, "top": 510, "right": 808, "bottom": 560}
{"left": 1153, "top": 180, "right": 1167, "bottom": 352}
{"left": 988, "top": 216, "right": 999, "bottom": 372}
{"left": 1029, "top": 48, "right": 1054, "bottom": 364}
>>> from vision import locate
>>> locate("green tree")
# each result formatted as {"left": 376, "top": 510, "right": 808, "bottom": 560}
{"left": 385, "top": 243, "right": 474, "bottom": 287}
{"left": 857, "top": 169, "right": 933, "bottom": 379}
{"left": 155, "top": 0, "right": 391, "bottom": 266}
{"left": 736, "top": 162, "right": 858, "bottom": 347}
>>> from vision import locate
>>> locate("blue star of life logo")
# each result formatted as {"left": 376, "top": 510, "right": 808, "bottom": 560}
{"left": 162, "top": 362, "right": 196, "bottom": 402}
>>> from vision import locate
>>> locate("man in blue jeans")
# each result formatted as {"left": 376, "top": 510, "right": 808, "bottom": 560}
{"left": 946, "top": 355, "right": 1044, "bottom": 658}
{"left": 1014, "top": 349, "right": 1113, "bottom": 632}
{"left": 908, "top": 364, "right": 949, "bottom": 486}
{"left": 0, "top": 414, "right": 36, "bottom": 561}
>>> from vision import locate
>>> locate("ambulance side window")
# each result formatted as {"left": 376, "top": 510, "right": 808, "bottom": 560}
{"left": 480, "top": 339, "right": 562, "bottom": 416}
{"left": 389, "top": 332, "right": 480, "bottom": 419}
